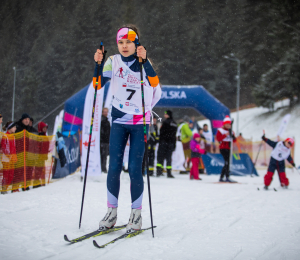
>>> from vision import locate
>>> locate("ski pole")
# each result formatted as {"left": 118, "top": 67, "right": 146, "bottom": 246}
{"left": 293, "top": 166, "right": 300, "bottom": 175}
{"left": 229, "top": 119, "right": 234, "bottom": 175}
{"left": 251, "top": 141, "right": 263, "bottom": 177}
{"left": 254, "top": 141, "right": 263, "bottom": 166}
{"left": 79, "top": 42, "right": 107, "bottom": 229}
{"left": 137, "top": 43, "right": 155, "bottom": 238}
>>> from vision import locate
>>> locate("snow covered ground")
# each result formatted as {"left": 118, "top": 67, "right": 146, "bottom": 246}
{"left": 1, "top": 102, "right": 300, "bottom": 260}
{"left": 1, "top": 169, "right": 300, "bottom": 260}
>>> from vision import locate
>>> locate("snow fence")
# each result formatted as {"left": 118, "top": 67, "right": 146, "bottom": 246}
{"left": 0, "top": 130, "right": 55, "bottom": 192}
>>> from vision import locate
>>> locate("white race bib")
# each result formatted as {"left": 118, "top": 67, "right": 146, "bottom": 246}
{"left": 271, "top": 141, "right": 291, "bottom": 161}
{"left": 111, "top": 55, "right": 153, "bottom": 114}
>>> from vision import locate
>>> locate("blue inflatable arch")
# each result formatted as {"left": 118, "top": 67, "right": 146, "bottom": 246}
{"left": 61, "top": 83, "right": 229, "bottom": 136}
{"left": 155, "top": 85, "right": 230, "bottom": 134}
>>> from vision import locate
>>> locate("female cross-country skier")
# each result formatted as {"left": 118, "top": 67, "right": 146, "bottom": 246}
{"left": 94, "top": 25, "right": 161, "bottom": 231}
{"left": 216, "top": 116, "right": 237, "bottom": 182}
{"left": 262, "top": 130, "right": 295, "bottom": 190}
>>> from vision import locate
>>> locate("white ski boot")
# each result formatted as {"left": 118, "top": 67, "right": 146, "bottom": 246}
{"left": 99, "top": 207, "right": 117, "bottom": 230}
{"left": 126, "top": 209, "right": 142, "bottom": 232}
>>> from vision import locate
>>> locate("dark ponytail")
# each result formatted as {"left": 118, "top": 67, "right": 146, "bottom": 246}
{"left": 3, "top": 121, "right": 13, "bottom": 131}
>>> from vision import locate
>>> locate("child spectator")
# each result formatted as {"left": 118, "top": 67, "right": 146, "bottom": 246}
{"left": 190, "top": 133, "right": 206, "bottom": 180}
{"left": 38, "top": 121, "right": 48, "bottom": 135}
{"left": 1, "top": 121, "right": 17, "bottom": 193}
{"left": 262, "top": 130, "right": 295, "bottom": 189}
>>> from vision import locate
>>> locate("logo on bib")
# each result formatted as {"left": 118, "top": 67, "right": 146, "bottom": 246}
{"left": 135, "top": 108, "right": 140, "bottom": 113}
{"left": 122, "top": 83, "right": 127, "bottom": 87}
{"left": 120, "top": 104, "right": 123, "bottom": 109}
{"left": 127, "top": 74, "right": 140, "bottom": 84}
{"left": 115, "top": 67, "right": 129, "bottom": 79}
{"left": 125, "top": 102, "right": 129, "bottom": 106}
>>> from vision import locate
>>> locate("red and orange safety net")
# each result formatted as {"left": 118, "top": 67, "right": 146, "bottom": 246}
{"left": 0, "top": 130, "right": 55, "bottom": 192}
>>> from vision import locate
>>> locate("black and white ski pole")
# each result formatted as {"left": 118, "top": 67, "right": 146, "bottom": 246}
{"left": 137, "top": 43, "right": 155, "bottom": 238}
{"left": 293, "top": 165, "right": 300, "bottom": 175}
{"left": 79, "top": 42, "right": 107, "bottom": 229}
{"left": 251, "top": 141, "right": 263, "bottom": 177}
{"left": 229, "top": 119, "right": 234, "bottom": 175}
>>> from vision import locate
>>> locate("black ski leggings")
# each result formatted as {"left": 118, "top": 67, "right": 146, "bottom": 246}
{"left": 220, "top": 149, "right": 230, "bottom": 179}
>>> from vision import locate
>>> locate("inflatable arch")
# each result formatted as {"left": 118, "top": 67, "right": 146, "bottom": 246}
{"left": 155, "top": 85, "right": 230, "bottom": 134}
{"left": 61, "top": 83, "right": 229, "bottom": 135}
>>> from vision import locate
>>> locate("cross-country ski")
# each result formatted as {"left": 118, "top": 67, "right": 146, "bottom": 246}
{"left": 93, "top": 226, "right": 156, "bottom": 249}
{"left": 64, "top": 225, "right": 126, "bottom": 243}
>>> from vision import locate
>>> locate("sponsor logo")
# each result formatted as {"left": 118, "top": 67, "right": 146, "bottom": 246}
{"left": 115, "top": 67, "right": 129, "bottom": 79}
{"left": 83, "top": 139, "right": 96, "bottom": 149}
{"left": 108, "top": 216, "right": 117, "bottom": 223}
{"left": 135, "top": 108, "right": 140, "bottom": 113}
{"left": 127, "top": 74, "right": 140, "bottom": 84}
{"left": 128, "top": 84, "right": 139, "bottom": 89}
{"left": 125, "top": 102, "right": 129, "bottom": 106}
{"left": 134, "top": 215, "right": 141, "bottom": 224}
{"left": 120, "top": 104, "right": 123, "bottom": 109}
{"left": 122, "top": 83, "right": 127, "bottom": 87}
{"left": 65, "top": 147, "right": 80, "bottom": 164}
{"left": 115, "top": 97, "right": 121, "bottom": 102}
{"left": 161, "top": 91, "right": 187, "bottom": 99}
{"left": 210, "top": 159, "right": 224, "bottom": 167}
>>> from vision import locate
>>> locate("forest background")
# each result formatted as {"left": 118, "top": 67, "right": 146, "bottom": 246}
{"left": 0, "top": 0, "right": 299, "bottom": 128}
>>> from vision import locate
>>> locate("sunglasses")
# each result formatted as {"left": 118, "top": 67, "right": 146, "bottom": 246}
{"left": 288, "top": 141, "right": 292, "bottom": 146}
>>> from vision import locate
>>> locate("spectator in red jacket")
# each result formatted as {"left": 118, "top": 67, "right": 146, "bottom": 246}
{"left": 216, "top": 116, "right": 236, "bottom": 183}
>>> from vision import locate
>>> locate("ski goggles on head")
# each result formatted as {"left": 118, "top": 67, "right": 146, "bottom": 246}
{"left": 116, "top": 27, "right": 139, "bottom": 45}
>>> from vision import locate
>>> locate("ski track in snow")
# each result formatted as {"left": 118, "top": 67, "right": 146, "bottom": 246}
{"left": 1, "top": 169, "right": 300, "bottom": 260}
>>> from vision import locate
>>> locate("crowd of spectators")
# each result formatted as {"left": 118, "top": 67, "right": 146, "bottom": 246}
{"left": 99, "top": 108, "right": 216, "bottom": 179}
{"left": 0, "top": 112, "right": 49, "bottom": 194}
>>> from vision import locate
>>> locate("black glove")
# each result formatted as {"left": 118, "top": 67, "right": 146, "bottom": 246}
{"left": 291, "top": 162, "right": 296, "bottom": 167}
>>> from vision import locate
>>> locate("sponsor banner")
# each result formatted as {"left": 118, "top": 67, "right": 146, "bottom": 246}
{"left": 104, "top": 81, "right": 113, "bottom": 125}
{"left": 81, "top": 82, "right": 104, "bottom": 176}
{"left": 202, "top": 153, "right": 258, "bottom": 176}
{"left": 161, "top": 90, "right": 187, "bottom": 99}
{"left": 53, "top": 132, "right": 81, "bottom": 179}
{"left": 52, "top": 110, "right": 64, "bottom": 136}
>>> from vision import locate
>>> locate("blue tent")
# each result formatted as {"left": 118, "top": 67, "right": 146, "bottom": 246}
{"left": 61, "top": 82, "right": 110, "bottom": 136}
{"left": 155, "top": 85, "right": 230, "bottom": 134}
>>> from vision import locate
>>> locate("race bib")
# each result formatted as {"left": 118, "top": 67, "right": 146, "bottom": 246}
{"left": 111, "top": 55, "right": 153, "bottom": 114}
